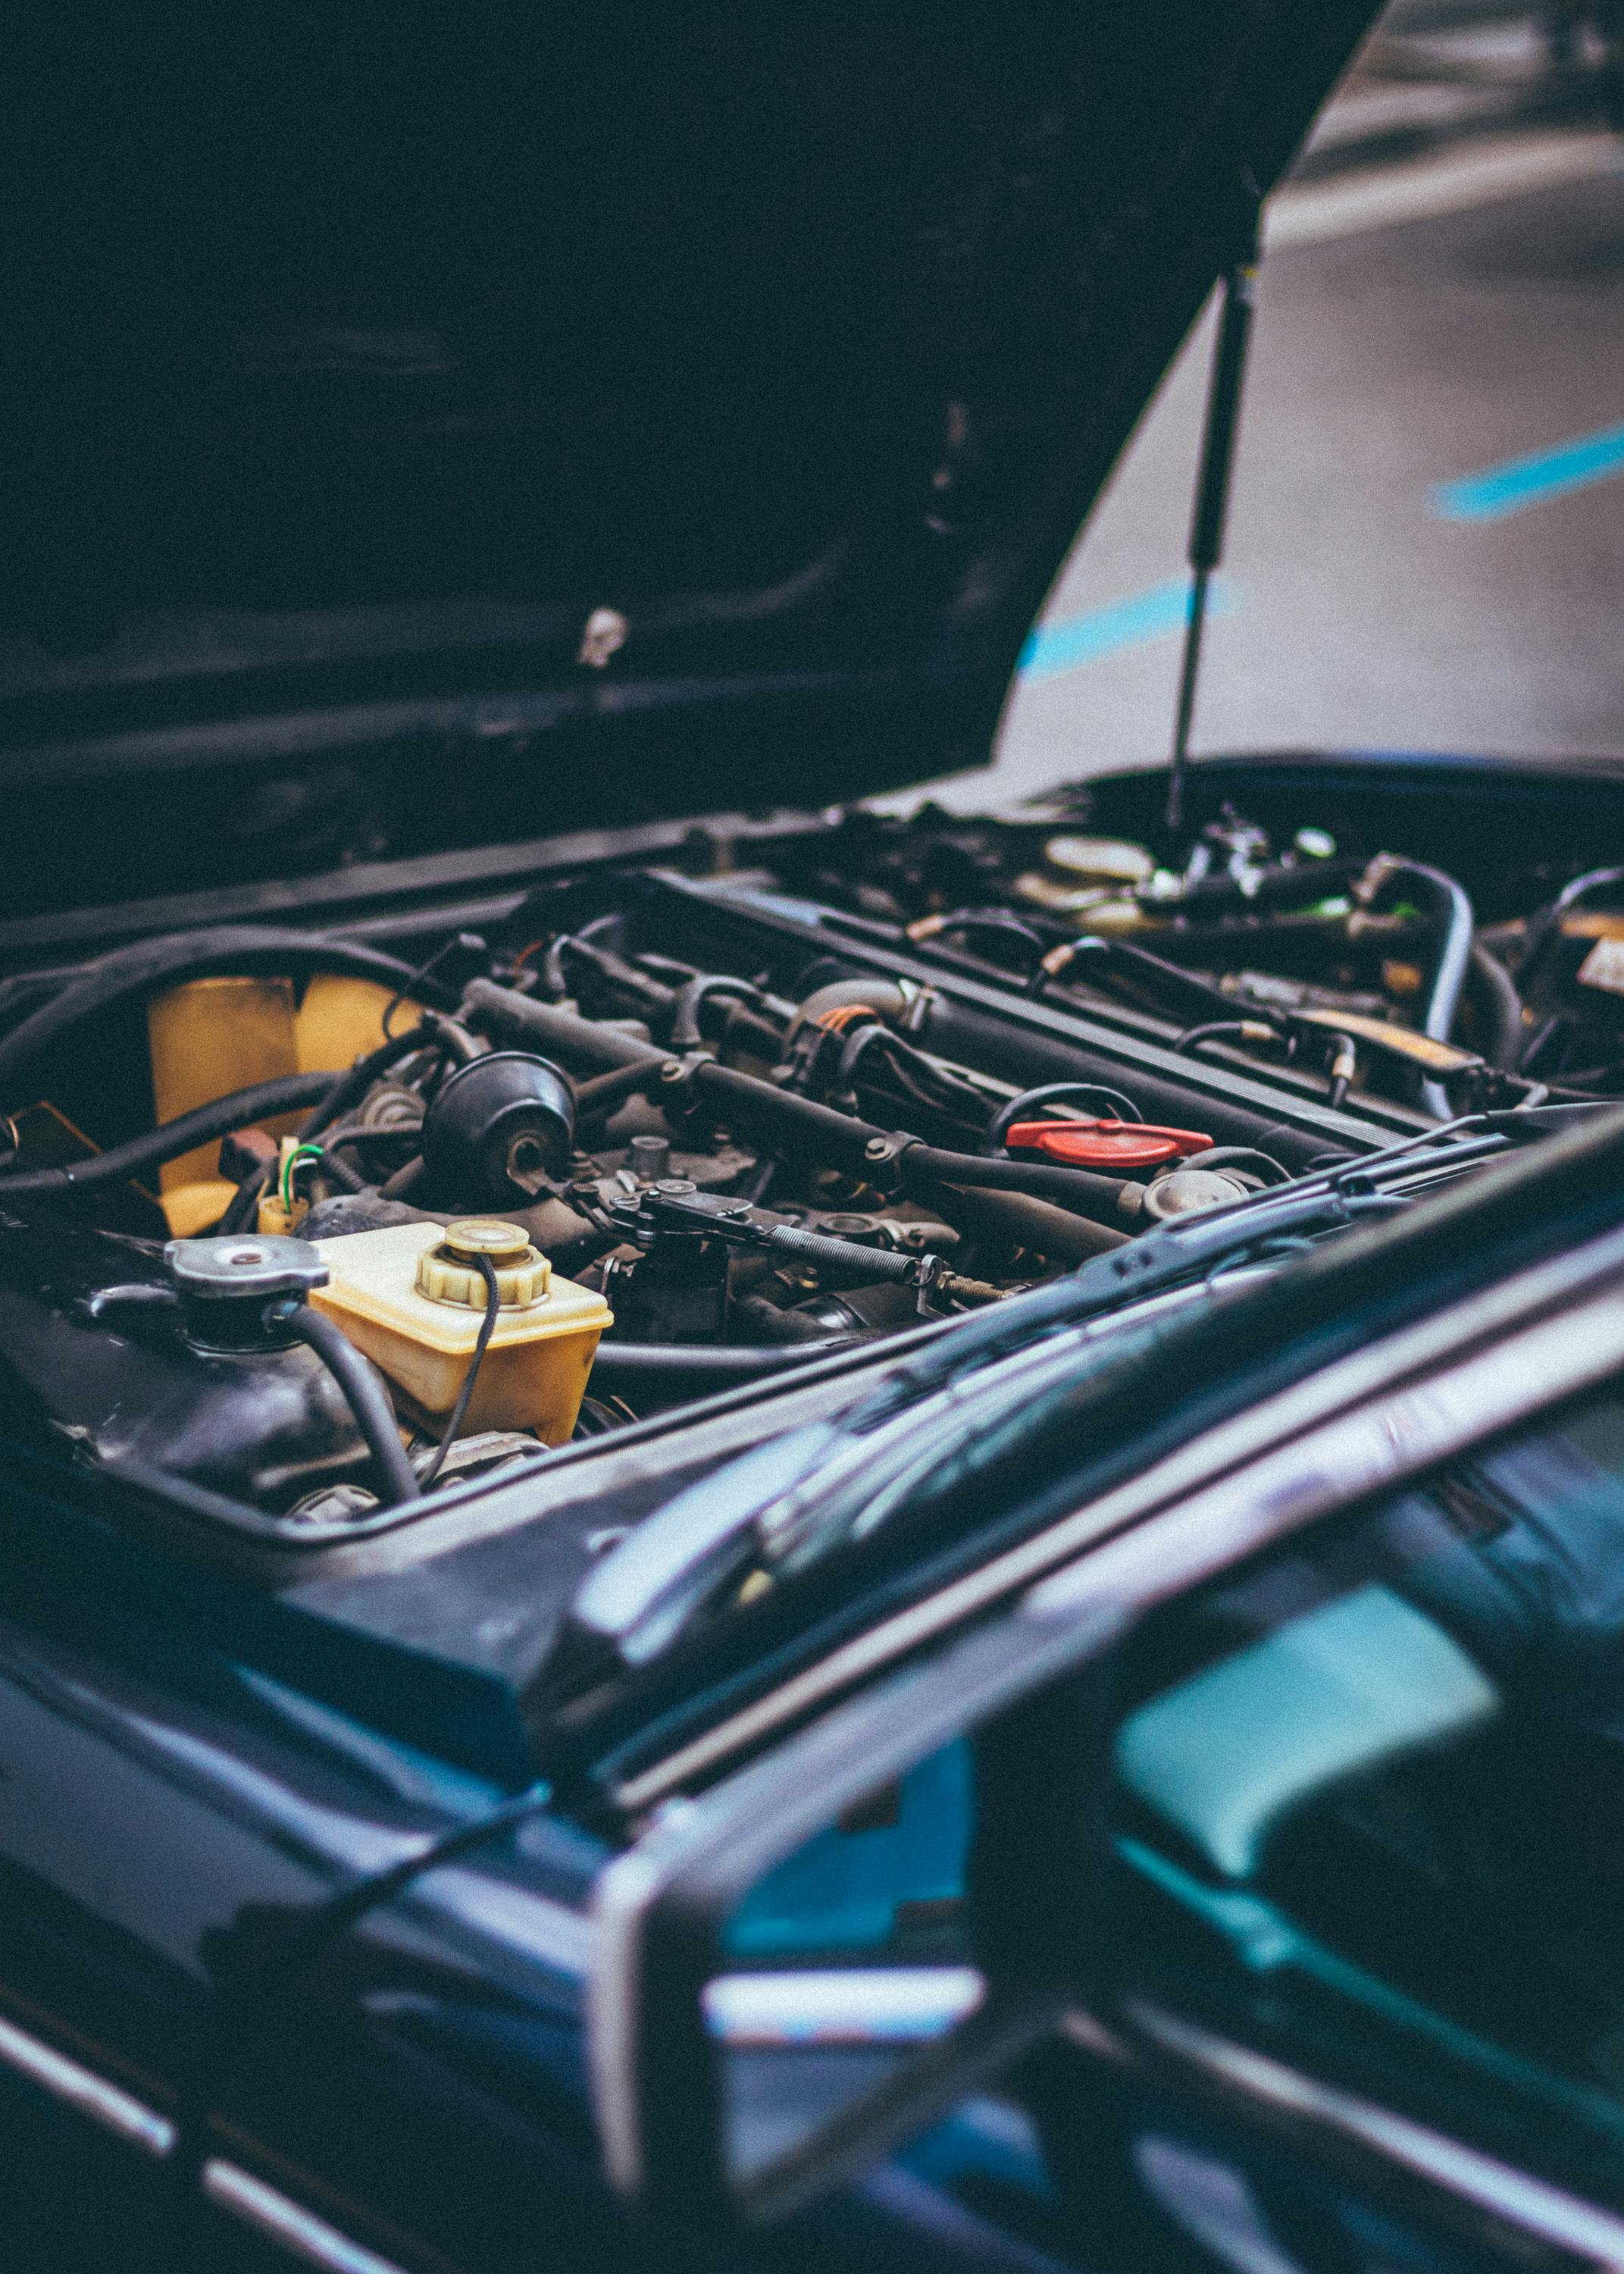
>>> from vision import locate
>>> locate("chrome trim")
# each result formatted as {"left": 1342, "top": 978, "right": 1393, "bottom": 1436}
{"left": 1119, "top": 2002, "right": 1624, "bottom": 2269}
{"left": 0, "top": 2009, "right": 174, "bottom": 2157}
{"left": 703, "top": 1965, "right": 983, "bottom": 2047}
{"left": 589, "top": 1844, "right": 666, "bottom": 2198}
{"left": 202, "top": 2160, "right": 411, "bottom": 2274}
{"left": 615, "top": 1220, "right": 1624, "bottom": 1809}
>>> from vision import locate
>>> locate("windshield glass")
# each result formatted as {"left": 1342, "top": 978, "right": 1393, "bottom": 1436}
{"left": 1117, "top": 1370, "right": 1624, "bottom": 2127}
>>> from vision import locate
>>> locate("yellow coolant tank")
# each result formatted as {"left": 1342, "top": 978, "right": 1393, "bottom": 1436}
{"left": 310, "top": 1218, "right": 612, "bottom": 1446}
{"left": 147, "top": 973, "right": 422, "bottom": 1237}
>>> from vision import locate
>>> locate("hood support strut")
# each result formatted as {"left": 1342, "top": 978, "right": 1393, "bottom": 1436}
{"left": 1166, "top": 186, "right": 1263, "bottom": 841}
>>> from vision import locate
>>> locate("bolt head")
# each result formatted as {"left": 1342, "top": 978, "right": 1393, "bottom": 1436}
{"left": 864, "top": 1136, "right": 893, "bottom": 1161}
{"left": 659, "top": 1060, "right": 684, "bottom": 1083}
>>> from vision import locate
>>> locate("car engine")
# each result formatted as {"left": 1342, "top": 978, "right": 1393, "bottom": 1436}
{"left": 0, "top": 793, "right": 1617, "bottom": 1535}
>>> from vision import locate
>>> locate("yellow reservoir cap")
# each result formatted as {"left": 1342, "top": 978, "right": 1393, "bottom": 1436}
{"left": 310, "top": 1221, "right": 611, "bottom": 1446}
{"left": 417, "top": 1219, "right": 551, "bottom": 1309}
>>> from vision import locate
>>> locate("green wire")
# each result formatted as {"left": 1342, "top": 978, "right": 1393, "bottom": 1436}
{"left": 282, "top": 1142, "right": 324, "bottom": 1211}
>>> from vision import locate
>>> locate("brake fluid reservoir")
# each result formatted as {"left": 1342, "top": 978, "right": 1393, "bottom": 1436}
{"left": 311, "top": 1219, "right": 612, "bottom": 1446}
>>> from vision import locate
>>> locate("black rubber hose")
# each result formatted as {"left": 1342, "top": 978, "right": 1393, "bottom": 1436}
{"left": 0, "top": 928, "right": 449, "bottom": 1107}
{"left": 909, "top": 910, "right": 1050, "bottom": 969}
{"left": 897, "top": 1144, "right": 1131, "bottom": 1220}
{"left": 0, "top": 1072, "right": 334, "bottom": 1195}
{"left": 684, "top": 1060, "right": 895, "bottom": 1162}
{"left": 1041, "top": 935, "right": 1278, "bottom": 1030}
{"left": 698, "top": 1063, "right": 1132, "bottom": 1219}
{"left": 1363, "top": 860, "right": 1475, "bottom": 1117}
{"left": 379, "top": 1157, "right": 430, "bottom": 1201}
{"left": 1467, "top": 942, "right": 1526, "bottom": 1073}
{"left": 215, "top": 1023, "right": 440, "bottom": 1233}
{"left": 670, "top": 975, "right": 763, "bottom": 1051}
{"left": 218, "top": 1163, "right": 274, "bottom": 1236}
{"left": 1175, "top": 1020, "right": 1281, "bottom": 1056}
{"left": 1520, "top": 864, "right": 1624, "bottom": 983}
{"left": 317, "top": 1116, "right": 424, "bottom": 1164}
{"left": 306, "top": 1150, "right": 368, "bottom": 1196}
{"left": 1156, "top": 857, "right": 1367, "bottom": 913}
{"left": 985, "top": 1082, "right": 1144, "bottom": 1152}
{"left": 464, "top": 986, "right": 862, "bottom": 1153}
{"left": 284, "top": 1308, "right": 421, "bottom": 1505}
{"left": 933, "top": 1183, "right": 1130, "bottom": 1264}
{"left": 1178, "top": 1146, "right": 1291, "bottom": 1187}
{"left": 491, "top": 952, "right": 791, "bottom": 1067}
{"left": 836, "top": 1024, "right": 988, "bottom": 1123}
{"left": 574, "top": 1061, "right": 662, "bottom": 1120}
{"left": 588, "top": 1338, "right": 856, "bottom": 1386}
{"left": 296, "top": 1024, "right": 440, "bottom": 1142}
{"left": 465, "top": 979, "right": 659, "bottom": 1072}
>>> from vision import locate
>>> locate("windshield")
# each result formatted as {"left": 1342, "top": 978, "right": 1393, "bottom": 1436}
{"left": 1117, "top": 1367, "right": 1624, "bottom": 2154}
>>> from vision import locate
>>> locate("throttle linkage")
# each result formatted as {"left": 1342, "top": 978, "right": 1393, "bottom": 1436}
{"left": 600, "top": 1178, "right": 1005, "bottom": 1311}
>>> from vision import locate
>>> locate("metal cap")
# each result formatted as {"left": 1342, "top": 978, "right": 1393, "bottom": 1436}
{"left": 165, "top": 1233, "right": 330, "bottom": 1300}
{"left": 1138, "top": 1168, "right": 1253, "bottom": 1223}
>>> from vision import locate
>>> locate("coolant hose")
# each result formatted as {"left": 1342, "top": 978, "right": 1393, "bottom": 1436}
{"left": 1363, "top": 860, "right": 1474, "bottom": 1117}
{"left": 285, "top": 1307, "right": 422, "bottom": 1505}
{"left": 934, "top": 1183, "right": 1130, "bottom": 1263}
{"left": 1467, "top": 943, "right": 1525, "bottom": 1073}
{"left": 0, "top": 927, "right": 449, "bottom": 1107}
{"left": 896, "top": 1142, "right": 1131, "bottom": 1219}
{"left": 789, "top": 977, "right": 910, "bottom": 1041}
{"left": 588, "top": 1338, "right": 856, "bottom": 1386}
{"left": 0, "top": 1072, "right": 335, "bottom": 1195}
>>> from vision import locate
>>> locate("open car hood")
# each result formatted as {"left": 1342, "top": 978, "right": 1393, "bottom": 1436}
{"left": 5, "top": 2, "right": 1377, "bottom": 921}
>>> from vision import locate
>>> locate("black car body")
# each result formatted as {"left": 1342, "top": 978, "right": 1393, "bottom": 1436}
{"left": 5, "top": 7, "right": 1624, "bottom": 2271}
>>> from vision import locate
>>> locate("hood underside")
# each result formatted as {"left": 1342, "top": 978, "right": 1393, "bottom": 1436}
{"left": 5, "top": 3, "right": 1376, "bottom": 919}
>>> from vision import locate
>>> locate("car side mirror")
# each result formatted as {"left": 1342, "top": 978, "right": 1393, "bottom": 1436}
{"left": 587, "top": 1596, "right": 1122, "bottom": 2229}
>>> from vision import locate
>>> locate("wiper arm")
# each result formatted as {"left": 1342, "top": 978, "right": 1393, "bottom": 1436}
{"left": 555, "top": 1425, "right": 841, "bottom": 1686}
